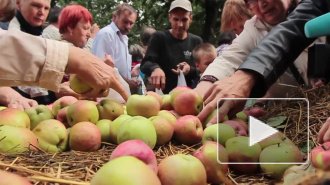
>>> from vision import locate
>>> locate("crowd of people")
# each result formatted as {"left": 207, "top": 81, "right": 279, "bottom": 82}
{"left": 1, "top": 0, "right": 330, "bottom": 142}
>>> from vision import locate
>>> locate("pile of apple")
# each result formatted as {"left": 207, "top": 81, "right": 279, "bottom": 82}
{"left": 0, "top": 86, "right": 307, "bottom": 184}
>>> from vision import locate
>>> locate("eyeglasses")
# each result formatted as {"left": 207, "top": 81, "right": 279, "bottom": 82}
{"left": 245, "top": 0, "right": 259, "bottom": 9}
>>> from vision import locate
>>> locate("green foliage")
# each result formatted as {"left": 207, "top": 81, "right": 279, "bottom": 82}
{"left": 52, "top": 0, "right": 224, "bottom": 45}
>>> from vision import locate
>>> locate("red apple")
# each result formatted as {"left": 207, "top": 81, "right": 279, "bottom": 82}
{"left": 56, "top": 106, "right": 70, "bottom": 128}
{"left": 158, "top": 110, "right": 177, "bottom": 125}
{"left": 110, "top": 140, "right": 158, "bottom": 173}
{"left": 248, "top": 106, "right": 265, "bottom": 118}
{"left": 169, "top": 86, "right": 191, "bottom": 107}
{"left": 66, "top": 100, "right": 99, "bottom": 127}
{"left": 311, "top": 142, "right": 330, "bottom": 170}
{"left": 174, "top": 115, "right": 203, "bottom": 145}
{"left": 51, "top": 96, "right": 78, "bottom": 117}
{"left": 69, "top": 121, "right": 101, "bottom": 152}
{"left": 194, "top": 142, "right": 229, "bottom": 184}
{"left": 223, "top": 120, "right": 248, "bottom": 136}
{"left": 172, "top": 89, "right": 203, "bottom": 116}
{"left": 149, "top": 116, "right": 174, "bottom": 146}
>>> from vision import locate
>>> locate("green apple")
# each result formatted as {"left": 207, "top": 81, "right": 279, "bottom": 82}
{"left": 0, "top": 170, "right": 32, "bottom": 185}
{"left": 32, "top": 119, "right": 68, "bottom": 152}
{"left": 258, "top": 132, "right": 295, "bottom": 150}
{"left": 158, "top": 154, "right": 207, "bottom": 185}
{"left": 96, "top": 119, "right": 112, "bottom": 143}
{"left": 126, "top": 94, "right": 160, "bottom": 118}
{"left": 0, "top": 125, "right": 38, "bottom": 154}
{"left": 157, "top": 110, "right": 177, "bottom": 125}
{"left": 225, "top": 136, "right": 261, "bottom": 174}
{"left": 203, "top": 109, "right": 228, "bottom": 128}
{"left": 161, "top": 94, "right": 173, "bottom": 110}
{"left": 25, "top": 105, "right": 54, "bottom": 130}
{"left": 91, "top": 156, "right": 161, "bottom": 185}
{"left": 194, "top": 142, "right": 229, "bottom": 184}
{"left": 70, "top": 74, "right": 92, "bottom": 94}
{"left": 174, "top": 115, "right": 203, "bottom": 145}
{"left": 202, "top": 123, "right": 235, "bottom": 146}
{"left": 69, "top": 121, "right": 101, "bottom": 152}
{"left": 109, "top": 114, "right": 131, "bottom": 144}
{"left": 66, "top": 100, "right": 99, "bottom": 127}
{"left": 172, "top": 89, "right": 203, "bottom": 116}
{"left": 51, "top": 96, "right": 78, "bottom": 117}
{"left": 236, "top": 111, "right": 248, "bottom": 122}
{"left": 117, "top": 116, "right": 157, "bottom": 149}
{"left": 0, "top": 108, "right": 30, "bottom": 129}
{"left": 149, "top": 116, "right": 174, "bottom": 146}
{"left": 259, "top": 143, "right": 303, "bottom": 180}
{"left": 97, "top": 98, "right": 124, "bottom": 121}
{"left": 145, "top": 91, "right": 163, "bottom": 108}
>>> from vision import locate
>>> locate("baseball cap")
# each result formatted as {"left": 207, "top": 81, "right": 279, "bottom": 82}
{"left": 169, "top": 0, "right": 192, "bottom": 12}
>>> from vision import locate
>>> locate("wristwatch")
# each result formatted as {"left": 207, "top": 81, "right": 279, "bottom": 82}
{"left": 198, "top": 75, "right": 218, "bottom": 84}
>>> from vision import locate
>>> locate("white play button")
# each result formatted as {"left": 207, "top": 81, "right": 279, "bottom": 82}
{"left": 249, "top": 116, "right": 279, "bottom": 146}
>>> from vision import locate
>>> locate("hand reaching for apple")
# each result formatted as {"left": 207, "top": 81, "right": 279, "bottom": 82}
{"left": 56, "top": 82, "right": 84, "bottom": 100}
{"left": 150, "top": 68, "right": 166, "bottom": 90}
{"left": 66, "top": 46, "right": 129, "bottom": 101}
{"left": 0, "top": 87, "right": 38, "bottom": 110}
{"left": 197, "top": 70, "right": 256, "bottom": 124}
{"left": 318, "top": 117, "right": 330, "bottom": 143}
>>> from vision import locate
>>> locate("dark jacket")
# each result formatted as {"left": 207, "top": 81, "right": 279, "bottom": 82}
{"left": 238, "top": 0, "right": 330, "bottom": 97}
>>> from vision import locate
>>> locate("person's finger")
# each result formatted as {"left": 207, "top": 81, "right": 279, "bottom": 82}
{"left": 197, "top": 102, "right": 216, "bottom": 123}
{"left": 110, "top": 78, "right": 129, "bottom": 101}
{"left": 323, "top": 128, "right": 330, "bottom": 143}
{"left": 153, "top": 76, "right": 161, "bottom": 90}
{"left": 160, "top": 75, "right": 166, "bottom": 90}
{"left": 171, "top": 69, "right": 180, "bottom": 75}
{"left": 28, "top": 100, "right": 38, "bottom": 108}
{"left": 318, "top": 119, "right": 330, "bottom": 143}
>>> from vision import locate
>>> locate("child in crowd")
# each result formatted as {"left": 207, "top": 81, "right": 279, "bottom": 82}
{"left": 193, "top": 43, "right": 217, "bottom": 73}
{"left": 216, "top": 30, "right": 236, "bottom": 56}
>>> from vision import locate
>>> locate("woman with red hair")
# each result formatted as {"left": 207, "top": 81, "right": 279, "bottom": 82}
{"left": 58, "top": 4, "right": 97, "bottom": 49}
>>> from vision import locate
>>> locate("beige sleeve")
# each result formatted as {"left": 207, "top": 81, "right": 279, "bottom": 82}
{"left": 83, "top": 38, "right": 93, "bottom": 52}
{"left": 0, "top": 29, "right": 69, "bottom": 92}
{"left": 202, "top": 19, "right": 261, "bottom": 80}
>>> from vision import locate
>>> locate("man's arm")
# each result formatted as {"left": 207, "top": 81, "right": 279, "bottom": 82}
{"left": 239, "top": 0, "right": 329, "bottom": 97}
{"left": 140, "top": 32, "right": 162, "bottom": 76}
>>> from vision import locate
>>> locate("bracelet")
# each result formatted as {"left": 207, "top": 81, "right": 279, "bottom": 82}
{"left": 198, "top": 75, "right": 218, "bottom": 84}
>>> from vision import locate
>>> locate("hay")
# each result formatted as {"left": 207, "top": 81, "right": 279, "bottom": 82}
{"left": 1, "top": 85, "right": 330, "bottom": 184}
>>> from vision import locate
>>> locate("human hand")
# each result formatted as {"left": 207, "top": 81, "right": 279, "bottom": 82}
{"left": 310, "top": 78, "right": 325, "bottom": 88}
{"left": 67, "top": 47, "right": 129, "bottom": 101}
{"left": 90, "top": 23, "right": 100, "bottom": 38}
{"left": 104, "top": 54, "right": 115, "bottom": 67}
{"left": 57, "top": 82, "right": 84, "bottom": 100}
{"left": 194, "top": 81, "right": 213, "bottom": 98}
{"left": 318, "top": 117, "right": 330, "bottom": 144}
{"left": 197, "top": 70, "right": 257, "bottom": 124}
{"left": 171, "top": 62, "right": 190, "bottom": 75}
{"left": 6, "top": 94, "right": 38, "bottom": 110}
{"left": 151, "top": 68, "right": 166, "bottom": 90}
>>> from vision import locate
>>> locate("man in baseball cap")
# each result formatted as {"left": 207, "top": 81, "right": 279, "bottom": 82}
{"left": 141, "top": 0, "right": 202, "bottom": 93}
{"left": 169, "top": 0, "right": 192, "bottom": 12}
